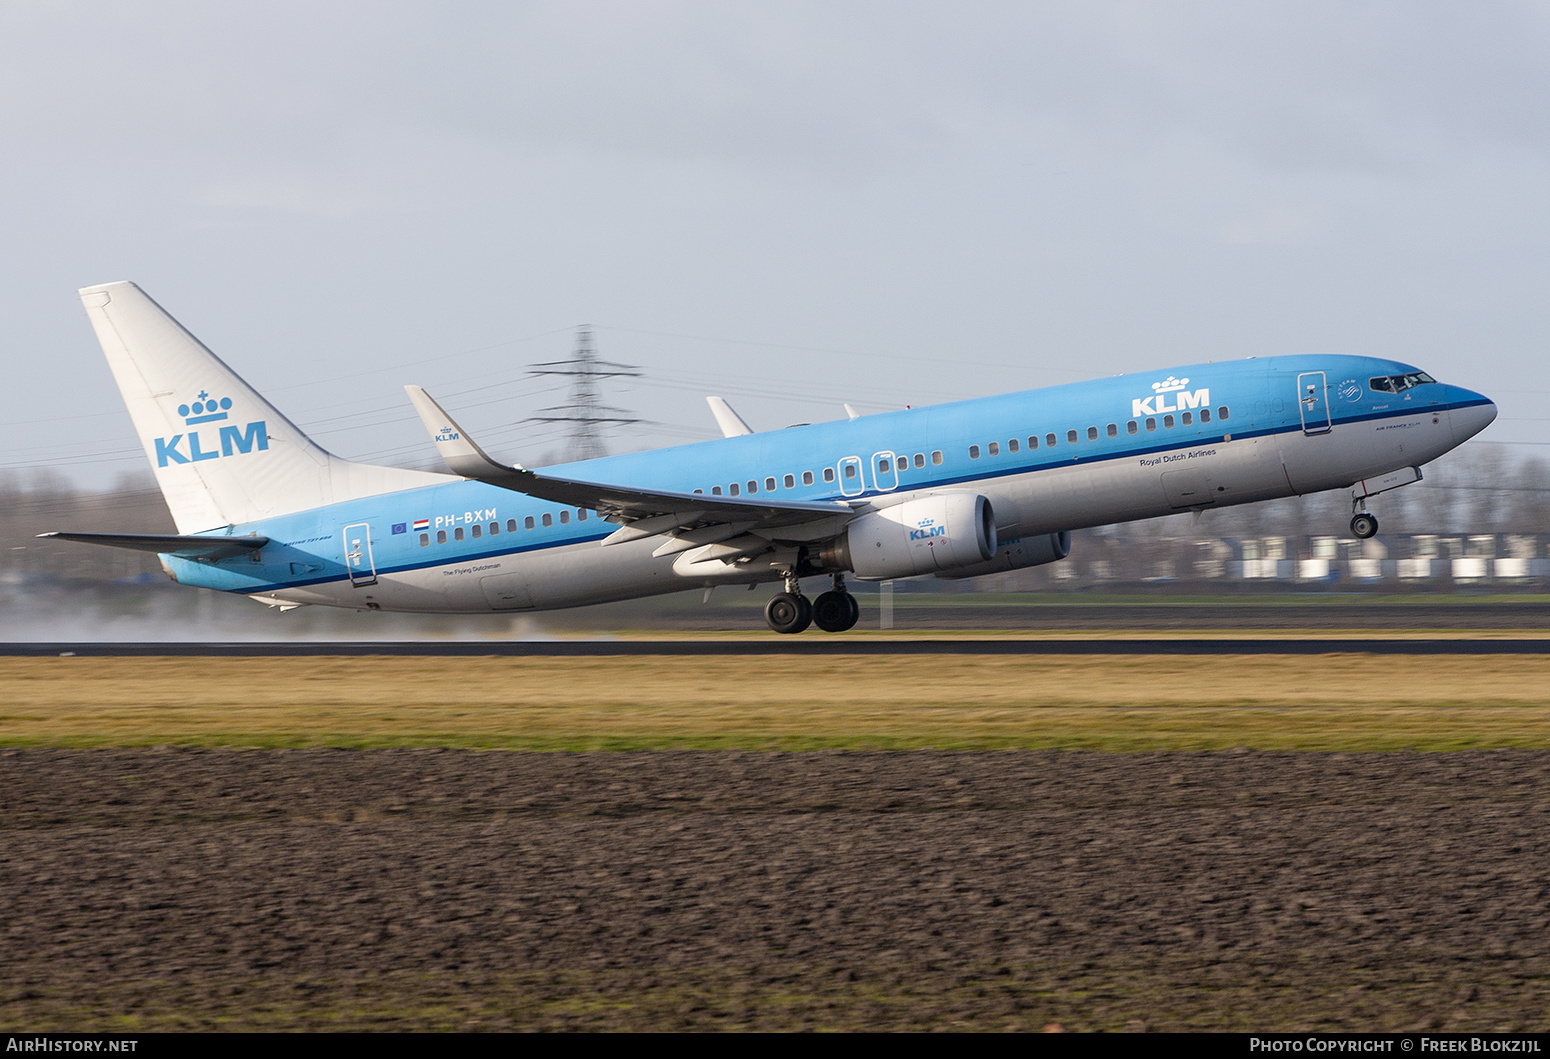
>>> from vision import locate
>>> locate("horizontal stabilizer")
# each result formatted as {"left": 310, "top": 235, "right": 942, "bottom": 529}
{"left": 39, "top": 531, "right": 269, "bottom": 561}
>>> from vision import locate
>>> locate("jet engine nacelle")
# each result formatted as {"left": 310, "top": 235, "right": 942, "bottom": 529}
{"left": 832, "top": 493, "right": 997, "bottom": 580}
{"left": 933, "top": 531, "right": 1071, "bottom": 580}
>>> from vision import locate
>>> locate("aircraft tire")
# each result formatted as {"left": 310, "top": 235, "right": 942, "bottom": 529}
{"left": 812, "top": 591, "right": 856, "bottom": 633}
{"left": 1350, "top": 513, "right": 1379, "bottom": 539}
{"left": 765, "top": 592, "right": 813, "bottom": 634}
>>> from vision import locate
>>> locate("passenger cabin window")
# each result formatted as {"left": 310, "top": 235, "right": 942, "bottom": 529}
{"left": 1219, "top": 406, "right": 1230, "bottom": 420}
{"left": 471, "top": 524, "right": 482, "bottom": 538}
{"left": 843, "top": 464, "right": 856, "bottom": 479}
{"left": 419, "top": 533, "right": 429, "bottom": 547}
{"left": 524, "top": 516, "right": 535, "bottom": 530}
{"left": 1008, "top": 438, "right": 1019, "bottom": 453}
{"left": 1028, "top": 436, "right": 1039, "bottom": 449}
{"left": 437, "top": 530, "right": 447, "bottom": 544}
{"left": 489, "top": 521, "right": 499, "bottom": 535}
{"left": 913, "top": 453, "right": 925, "bottom": 468}
{"left": 729, "top": 483, "right": 740, "bottom": 496}
{"left": 1127, "top": 420, "right": 1138, "bottom": 434}
{"left": 824, "top": 468, "right": 835, "bottom": 482}
{"left": 1181, "top": 412, "right": 1192, "bottom": 426}
{"left": 969, "top": 445, "right": 981, "bottom": 459}
{"left": 1087, "top": 426, "right": 1098, "bottom": 441}
{"left": 747, "top": 481, "right": 757, "bottom": 494}
{"left": 541, "top": 513, "right": 552, "bottom": 527}
{"left": 712, "top": 486, "right": 722, "bottom": 495}
{"left": 1106, "top": 423, "right": 1117, "bottom": 438}
{"left": 1067, "top": 430, "right": 1078, "bottom": 444}
{"left": 784, "top": 474, "right": 795, "bottom": 488}
{"left": 897, "top": 456, "right": 907, "bottom": 471}
{"left": 693, "top": 488, "right": 704, "bottom": 494}
{"left": 1163, "top": 414, "right": 1174, "bottom": 428}
{"left": 507, "top": 519, "right": 518, "bottom": 532}
{"left": 578, "top": 510, "right": 588, "bottom": 521}
{"left": 1201, "top": 408, "right": 1211, "bottom": 423}
{"left": 1146, "top": 417, "right": 1156, "bottom": 431}
{"left": 454, "top": 527, "right": 464, "bottom": 541}
{"left": 1046, "top": 433, "right": 1057, "bottom": 447}
{"left": 803, "top": 471, "right": 815, "bottom": 485}
{"left": 988, "top": 442, "right": 999, "bottom": 456}
{"left": 559, "top": 511, "right": 570, "bottom": 524}
{"left": 931, "top": 451, "right": 943, "bottom": 465}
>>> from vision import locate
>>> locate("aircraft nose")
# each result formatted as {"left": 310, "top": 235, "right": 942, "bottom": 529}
{"left": 1450, "top": 392, "right": 1497, "bottom": 445}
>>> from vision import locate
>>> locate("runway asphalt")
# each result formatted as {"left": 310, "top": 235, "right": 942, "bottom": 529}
{"left": 4, "top": 638, "right": 1549, "bottom": 656}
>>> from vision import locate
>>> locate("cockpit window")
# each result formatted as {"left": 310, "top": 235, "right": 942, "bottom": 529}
{"left": 1369, "top": 372, "right": 1436, "bottom": 394}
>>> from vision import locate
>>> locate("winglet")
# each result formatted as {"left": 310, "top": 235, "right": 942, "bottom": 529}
{"left": 706, "top": 396, "right": 753, "bottom": 437}
{"left": 404, "top": 385, "right": 526, "bottom": 479}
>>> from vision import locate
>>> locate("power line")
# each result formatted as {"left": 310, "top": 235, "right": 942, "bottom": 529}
{"left": 525, "top": 327, "right": 641, "bottom": 462}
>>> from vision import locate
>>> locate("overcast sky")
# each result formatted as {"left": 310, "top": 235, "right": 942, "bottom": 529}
{"left": 3, "top": 1, "right": 1547, "bottom": 487}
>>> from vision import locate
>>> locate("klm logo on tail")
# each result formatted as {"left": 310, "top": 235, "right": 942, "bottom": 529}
{"left": 155, "top": 390, "right": 268, "bottom": 467}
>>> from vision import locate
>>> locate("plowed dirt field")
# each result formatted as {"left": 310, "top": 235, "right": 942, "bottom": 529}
{"left": 3, "top": 748, "right": 1546, "bottom": 1031}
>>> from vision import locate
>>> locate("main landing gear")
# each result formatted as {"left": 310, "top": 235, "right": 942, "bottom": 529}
{"left": 764, "top": 573, "right": 859, "bottom": 634}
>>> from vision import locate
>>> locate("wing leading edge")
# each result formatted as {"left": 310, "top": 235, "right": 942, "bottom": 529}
{"left": 404, "top": 386, "right": 855, "bottom": 557}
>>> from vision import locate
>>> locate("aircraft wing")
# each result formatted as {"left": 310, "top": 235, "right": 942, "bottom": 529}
{"left": 38, "top": 531, "right": 269, "bottom": 561}
{"left": 405, "top": 386, "right": 856, "bottom": 552}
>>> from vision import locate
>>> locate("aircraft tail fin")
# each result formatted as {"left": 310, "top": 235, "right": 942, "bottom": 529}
{"left": 79, "top": 281, "right": 450, "bottom": 533}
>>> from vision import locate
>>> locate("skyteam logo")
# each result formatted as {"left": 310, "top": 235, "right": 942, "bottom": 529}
{"left": 155, "top": 389, "right": 268, "bottom": 467}
{"left": 1133, "top": 376, "right": 1210, "bottom": 418}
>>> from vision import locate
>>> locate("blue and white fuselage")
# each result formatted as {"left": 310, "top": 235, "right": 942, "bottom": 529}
{"left": 53, "top": 283, "right": 1495, "bottom": 632}
{"left": 174, "top": 355, "right": 1489, "bottom": 612}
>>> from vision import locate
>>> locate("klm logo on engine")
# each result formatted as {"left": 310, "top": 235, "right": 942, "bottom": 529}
{"left": 910, "top": 518, "right": 945, "bottom": 542}
{"left": 1133, "top": 376, "right": 1210, "bottom": 418}
{"left": 154, "top": 390, "right": 268, "bottom": 467}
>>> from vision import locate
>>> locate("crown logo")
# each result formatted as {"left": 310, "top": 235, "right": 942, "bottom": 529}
{"left": 1151, "top": 376, "right": 1189, "bottom": 393}
{"left": 178, "top": 390, "right": 232, "bottom": 425}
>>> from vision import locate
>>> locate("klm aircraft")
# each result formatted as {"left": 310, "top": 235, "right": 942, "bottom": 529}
{"left": 45, "top": 281, "right": 1496, "bottom": 633}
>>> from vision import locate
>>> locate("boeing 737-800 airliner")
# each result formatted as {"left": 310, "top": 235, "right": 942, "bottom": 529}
{"left": 45, "top": 282, "right": 1496, "bottom": 633}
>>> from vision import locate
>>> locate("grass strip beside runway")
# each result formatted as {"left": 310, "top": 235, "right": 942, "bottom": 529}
{"left": 3, "top": 654, "right": 1550, "bottom": 750}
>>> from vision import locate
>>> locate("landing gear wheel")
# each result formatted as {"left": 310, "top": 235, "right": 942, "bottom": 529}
{"left": 812, "top": 591, "right": 859, "bottom": 633}
{"left": 765, "top": 592, "right": 813, "bottom": 634}
{"left": 1350, "top": 512, "right": 1379, "bottom": 539}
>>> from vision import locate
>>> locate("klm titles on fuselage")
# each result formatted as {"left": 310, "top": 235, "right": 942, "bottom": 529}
{"left": 154, "top": 391, "right": 268, "bottom": 467}
{"left": 1132, "top": 376, "right": 1209, "bottom": 419}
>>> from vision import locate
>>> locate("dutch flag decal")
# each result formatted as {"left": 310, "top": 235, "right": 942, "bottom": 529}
{"left": 412, "top": 518, "right": 430, "bottom": 531}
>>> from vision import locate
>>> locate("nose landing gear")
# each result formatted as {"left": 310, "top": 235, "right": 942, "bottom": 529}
{"left": 1350, "top": 512, "right": 1379, "bottom": 539}
{"left": 1350, "top": 494, "right": 1379, "bottom": 539}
